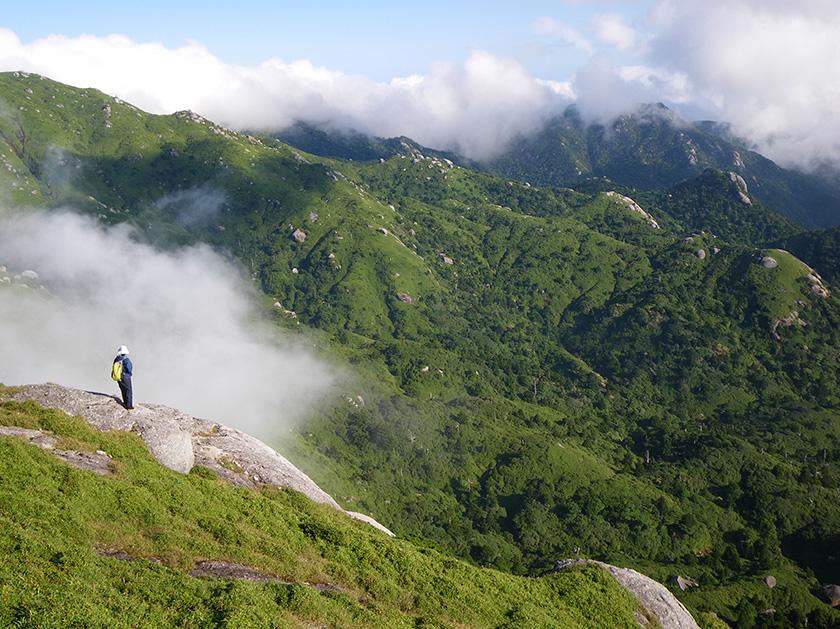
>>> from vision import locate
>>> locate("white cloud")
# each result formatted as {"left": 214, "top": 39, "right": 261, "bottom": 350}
{"left": 640, "top": 0, "right": 840, "bottom": 169}
{"left": 0, "top": 29, "right": 566, "bottom": 160}
{"left": 3, "top": 1, "right": 840, "bottom": 171}
{"left": 590, "top": 13, "right": 638, "bottom": 53}
{"left": 0, "top": 208, "right": 335, "bottom": 440}
{"left": 532, "top": 1, "right": 840, "bottom": 171}
{"left": 532, "top": 17, "right": 594, "bottom": 53}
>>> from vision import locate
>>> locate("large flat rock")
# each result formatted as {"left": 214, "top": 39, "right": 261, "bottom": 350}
{"left": 2, "top": 383, "right": 393, "bottom": 536}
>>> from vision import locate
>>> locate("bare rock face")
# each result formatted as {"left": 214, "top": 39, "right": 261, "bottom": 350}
{"left": 819, "top": 584, "right": 840, "bottom": 607}
{"left": 2, "top": 383, "right": 393, "bottom": 536}
{"left": 0, "top": 425, "right": 58, "bottom": 449}
{"left": 604, "top": 191, "right": 660, "bottom": 229}
{"left": 670, "top": 575, "right": 699, "bottom": 592}
{"left": 547, "top": 559, "right": 700, "bottom": 629}
{"left": 4, "top": 384, "right": 195, "bottom": 473}
{"left": 127, "top": 405, "right": 196, "bottom": 473}
{"left": 727, "top": 171, "right": 752, "bottom": 205}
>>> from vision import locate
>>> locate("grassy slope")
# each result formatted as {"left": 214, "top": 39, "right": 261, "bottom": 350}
{"left": 0, "top": 386, "right": 662, "bottom": 629}
{"left": 3, "top": 72, "right": 840, "bottom": 627}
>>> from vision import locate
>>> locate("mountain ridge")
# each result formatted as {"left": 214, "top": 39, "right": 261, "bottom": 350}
{"left": 273, "top": 103, "right": 840, "bottom": 230}
{"left": 4, "top": 71, "right": 840, "bottom": 626}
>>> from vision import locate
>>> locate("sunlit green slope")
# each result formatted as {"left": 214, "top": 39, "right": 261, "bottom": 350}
{"left": 3, "top": 71, "right": 840, "bottom": 627}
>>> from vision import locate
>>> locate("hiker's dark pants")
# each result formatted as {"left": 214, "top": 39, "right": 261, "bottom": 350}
{"left": 118, "top": 378, "right": 133, "bottom": 409}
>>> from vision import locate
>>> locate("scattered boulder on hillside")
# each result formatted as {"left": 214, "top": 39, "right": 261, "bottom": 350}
{"left": 0, "top": 265, "right": 45, "bottom": 288}
{"left": 727, "top": 171, "right": 752, "bottom": 205}
{"left": 545, "top": 559, "right": 700, "bottom": 629}
{"left": 728, "top": 171, "right": 749, "bottom": 194}
{"left": 669, "top": 575, "right": 699, "bottom": 592}
{"left": 2, "top": 383, "right": 394, "bottom": 536}
{"left": 696, "top": 249, "right": 706, "bottom": 260}
{"left": 765, "top": 575, "right": 777, "bottom": 588}
{"left": 755, "top": 250, "right": 830, "bottom": 297}
{"left": 818, "top": 584, "right": 840, "bottom": 607}
{"left": 397, "top": 292, "right": 415, "bottom": 305}
{"left": 807, "top": 273, "right": 829, "bottom": 298}
{"left": 344, "top": 395, "right": 365, "bottom": 408}
{"left": 604, "top": 191, "right": 660, "bottom": 229}
{"left": 812, "top": 283, "right": 829, "bottom": 298}
{"left": 292, "top": 228, "right": 306, "bottom": 242}
{"left": 771, "top": 311, "right": 807, "bottom": 340}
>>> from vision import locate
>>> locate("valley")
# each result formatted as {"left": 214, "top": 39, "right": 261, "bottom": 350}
{"left": 3, "top": 71, "right": 840, "bottom": 627}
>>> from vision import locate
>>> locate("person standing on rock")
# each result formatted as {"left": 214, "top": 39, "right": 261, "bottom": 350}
{"left": 113, "top": 345, "right": 134, "bottom": 410}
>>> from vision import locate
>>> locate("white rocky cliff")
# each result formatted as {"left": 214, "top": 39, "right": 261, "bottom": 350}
{"left": 1, "top": 383, "right": 393, "bottom": 536}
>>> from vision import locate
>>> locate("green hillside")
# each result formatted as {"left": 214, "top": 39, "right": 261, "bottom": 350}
{"left": 778, "top": 227, "right": 840, "bottom": 285}
{"left": 0, "top": 385, "right": 653, "bottom": 629}
{"left": 3, "top": 71, "right": 840, "bottom": 627}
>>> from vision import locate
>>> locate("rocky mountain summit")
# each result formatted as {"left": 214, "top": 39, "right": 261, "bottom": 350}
{"left": 1, "top": 383, "right": 393, "bottom": 536}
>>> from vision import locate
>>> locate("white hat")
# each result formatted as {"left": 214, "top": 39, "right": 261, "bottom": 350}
{"left": 117, "top": 345, "right": 129, "bottom": 355}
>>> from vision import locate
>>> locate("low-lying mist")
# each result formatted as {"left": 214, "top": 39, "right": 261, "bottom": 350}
{"left": 0, "top": 207, "right": 336, "bottom": 441}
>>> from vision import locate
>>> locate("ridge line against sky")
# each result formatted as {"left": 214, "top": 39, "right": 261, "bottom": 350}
{"left": 2, "top": 0, "right": 840, "bottom": 169}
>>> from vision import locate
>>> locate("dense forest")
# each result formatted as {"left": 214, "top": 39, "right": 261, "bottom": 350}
{"left": 3, "top": 71, "right": 840, "bottom": 627}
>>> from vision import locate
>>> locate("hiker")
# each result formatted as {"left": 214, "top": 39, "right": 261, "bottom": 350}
{"left": 112, "top": 345, "right": 134, "bottom": 410}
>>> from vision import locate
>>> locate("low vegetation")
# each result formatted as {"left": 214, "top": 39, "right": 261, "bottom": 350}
{"left": 3, "top": 71, "right": 840, "bottom": 626}
{"left": 1, "top": 387, "right": 653, "bottom": 628}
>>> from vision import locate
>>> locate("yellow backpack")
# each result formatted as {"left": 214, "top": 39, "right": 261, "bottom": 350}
{"left": 111, "top": 358, "right": 123, "bottom": 381}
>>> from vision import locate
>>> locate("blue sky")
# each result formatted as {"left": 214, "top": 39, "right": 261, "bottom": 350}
{"left": 3, "top": 1, "right": 640, "bottom": 81}
{"left": 2, "top": 1, "right": 840, "bottom": 169}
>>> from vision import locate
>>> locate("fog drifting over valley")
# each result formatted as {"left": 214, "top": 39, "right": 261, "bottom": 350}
{"left": 0, "top": 208, "right": 335, "bottom": 440}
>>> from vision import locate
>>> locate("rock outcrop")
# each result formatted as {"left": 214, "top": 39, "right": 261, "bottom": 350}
{"left": 546, "top": 559, "right": 700, "bottom": 629}
{"left": 818, "top": 584, "right": 840, "bottom": 607}
{"left": 2, "top": 383, "right": 393, "bottom": 536}
{"left": 605, "top": 191, "right": 660, "bottom": 229}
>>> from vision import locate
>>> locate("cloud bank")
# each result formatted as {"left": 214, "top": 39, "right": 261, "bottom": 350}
{"left": 0, "top": 208, "right": 334, "bottom": 440}
{"left": 643, "top": 0, "right": 840, "bottom": 171}
{"left": 0, "top": 28, "right": 567, "bottom": 160}
{"left": 1, "top": 0, "right": 840, "bottom": 169}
